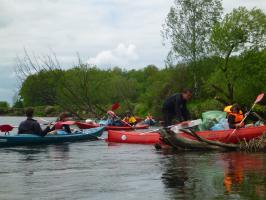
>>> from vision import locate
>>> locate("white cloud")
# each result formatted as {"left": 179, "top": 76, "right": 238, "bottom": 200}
{"left": 87, "top": 43, "right": 138, "bottom": 68}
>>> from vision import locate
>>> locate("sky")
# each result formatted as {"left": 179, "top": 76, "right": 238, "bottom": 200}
{"left": 0, "top": 0, "right": 265, "bottom": 104}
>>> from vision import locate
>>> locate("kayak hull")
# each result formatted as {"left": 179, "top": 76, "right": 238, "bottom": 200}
{"left": 177, "top": 125, "right": 266, "bottom": 144}
{"left": 107, "top": 130, "right": 160, "bottom": 144}
{"left": 0, "top": 127, "right": 105, "bottom": 147}
{"left": 107, "top": 125, "right": 266, "bottom": 144}
{"left": 76, "top": 122, "right": 149, "bottom": 131}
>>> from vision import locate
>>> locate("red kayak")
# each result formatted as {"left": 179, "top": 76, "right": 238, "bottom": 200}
{"left": 106, "top": 125, "right": 266, "bottom": 144}
{"left": 75, "top": 121, "right": 149, "bottom": 131}
{"left": 177, "top": 125, "right": 266, "bottom": 144}
{"left": 107, "top": 130, "right": 160, "bottom": 144}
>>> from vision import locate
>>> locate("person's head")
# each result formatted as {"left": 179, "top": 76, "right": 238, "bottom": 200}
{"left": 230, "top": 104, "right": 241, "bottom": 113}
{"left": 125, "top": 110, "right": 131, "bottom": 117}
{"left": 181, "top": 88, "right": 193, "bottom": 101}
{"left": 58, "top": 112, "right": 70, "bottom": 121}
{"left": 107, "top": 110, "right": 116, "bottom": 119}
{"left": 25, "top": 107, "right": 34, "bottom": 118}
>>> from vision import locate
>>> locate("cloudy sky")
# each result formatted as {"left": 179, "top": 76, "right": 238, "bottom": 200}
{"left": 0, "top": 0, "right": 265, "bottom": 103}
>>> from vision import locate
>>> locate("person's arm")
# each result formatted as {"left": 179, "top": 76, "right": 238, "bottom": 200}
{"left": 33, "top": 122, "right": 43, "bottom": 136}
{"left": 173, "top": 94, "right": 182, "bottom": 121}
{"left": 18, "top": 122, "right": 23, "bottom": 134}
{"left": 181, "top": 103, "right": 190, "bottom": 121}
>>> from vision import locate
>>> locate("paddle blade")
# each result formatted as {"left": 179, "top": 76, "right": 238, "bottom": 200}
{"left": 111, "top": 102, "right": 120, "bottom": 111}
{"left": 255, "top": 93, "right": 264, "bottom": 104}
{"left": 0, "top": 124, "right": 14, "bottom": 132}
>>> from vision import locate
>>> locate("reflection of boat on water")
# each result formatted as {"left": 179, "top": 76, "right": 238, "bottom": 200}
{"left": 159, "top": 152, "right": 266, "bottom": 199}
{"left": 220, "top": 152, "right": 265, "bottom": 194}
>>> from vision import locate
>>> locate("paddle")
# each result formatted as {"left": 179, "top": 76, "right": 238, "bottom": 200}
{"left": 0, "top": 124, "right": 16, "bottom": 134}
{"left": 142, "top": 119, "right": 202, "bottom": 134}
{"left": 226, "top": 93, "right": 265, "bottom": 141}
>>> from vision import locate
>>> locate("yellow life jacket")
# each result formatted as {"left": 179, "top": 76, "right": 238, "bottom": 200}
{"left": 224, "top": 105, "right": 232, "bottom": 113}
{"left": 128, "top": 116, "right": 137, "bottom": 123}
{"left": 123, "top": 116, "right": 137, "bottom": 124}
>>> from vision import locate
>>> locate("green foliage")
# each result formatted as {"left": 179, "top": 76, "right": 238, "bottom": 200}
{"left": 162, "top": 0, "right": 223, "bottom": 92}
{"left": 211, "top": 7, "right": 266, "bottom": 56}
{"left": 0, "top": 101, "right": 10, "bottom": 115}
{"left": 0, "top": 101, "right": 9, "bottom": 108}
{"left": 209, "top": 7, "right": 266, "bottom": 103}
{"left": 20, "top": 69, "right": 63, "bottom": 106}
{"left": 188, "top": 99, "right": 224, "bottom": 118}
{"left": 163, "top": 0, "right": 223, "bottom": 61}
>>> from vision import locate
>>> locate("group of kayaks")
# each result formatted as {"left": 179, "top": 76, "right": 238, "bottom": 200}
{"left": 1, "top": 119, "right": 266, "bottom": 147}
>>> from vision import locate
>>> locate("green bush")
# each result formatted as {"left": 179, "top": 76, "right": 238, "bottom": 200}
{"left": 188, "top": 99, "right": 224, "bottom": 118}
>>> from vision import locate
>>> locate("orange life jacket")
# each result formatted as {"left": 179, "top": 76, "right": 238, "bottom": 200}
{"left": 228, "top": 112, "right": 244, "bottom": 124}
{"left": 224, "top": 105, "right": 244, "bottom": 124}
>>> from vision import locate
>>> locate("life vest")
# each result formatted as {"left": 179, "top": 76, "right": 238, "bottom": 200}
{"left": 229, "top": 112, "right": 244, "bottom": 123}
{"left": 224, "top": 105, "right": 232, "bottom": 113}
{"left": 129, "top": 116, "right": 137, "bottom": 123}
{"left": 123, "top": 116, "right": 136, "bottom": 124}
{"left": 224, "top": 105, "right": 244, "bottom": 124}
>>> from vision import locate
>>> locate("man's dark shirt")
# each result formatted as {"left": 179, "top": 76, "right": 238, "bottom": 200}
{"left": 162, "top": 93, "right": 190, "bottom": 121}
{"left": 18, "top": 118, "right": 49, "bottom": 136}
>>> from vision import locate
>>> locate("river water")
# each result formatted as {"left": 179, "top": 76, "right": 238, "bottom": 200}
{"left": 0, "top": 117, "right": 265, "bottom": 200}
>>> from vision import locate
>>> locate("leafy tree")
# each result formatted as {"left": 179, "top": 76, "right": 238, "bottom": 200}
{"left": 0, "top": 101, "right": 9, "bottom": 108}
{"left": 210, "top": 7, "right": 266, "bottom": 103}
{"left": 20, "top": 70, "right": 63, "bottom": 106}
{"left": 162, "top": 0, "right": 223, "bottom": 93}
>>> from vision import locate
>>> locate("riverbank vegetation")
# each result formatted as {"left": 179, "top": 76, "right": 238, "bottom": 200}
{"left": 8, "top": 1, "right": 266, "bottom": 119}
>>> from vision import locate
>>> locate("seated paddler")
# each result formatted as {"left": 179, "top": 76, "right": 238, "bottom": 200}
{"left": 18, "top": 107, "right": 51, "bottom": 136}
{"left": 224, "top": 104, "right": 244, "bottom": 129}
{"left": 50, "top": 112, "right": 72, "bottom": 134}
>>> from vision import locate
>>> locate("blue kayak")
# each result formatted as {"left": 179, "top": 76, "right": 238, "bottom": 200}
{"left": 0, "top": 127, "right": 105, "bottom": 147}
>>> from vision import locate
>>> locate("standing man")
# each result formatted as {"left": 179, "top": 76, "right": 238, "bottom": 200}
{"left": 162, "top": 89, "right": 193, "bottom": 127}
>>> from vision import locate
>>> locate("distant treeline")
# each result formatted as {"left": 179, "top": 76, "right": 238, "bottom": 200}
{"left": 9, "top": 48, "right": 265, "bottom": 119}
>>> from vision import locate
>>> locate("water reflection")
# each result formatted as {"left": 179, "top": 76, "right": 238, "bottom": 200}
{"left": 3, "top": 143, "right": 70, "bottom": 161}
{"left": 219, "top": 152, "right": 265, "bottom": 199}
{"left": 161, "top": 155, "right": 188, "bottom": 188}
{"left": 160, "top": 152, "right": 266, "bottom": 200}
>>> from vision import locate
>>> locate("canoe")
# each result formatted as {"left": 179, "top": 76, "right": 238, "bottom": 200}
{"left": 106, "top": 125, "right": 266, "bottom": 144}
{"left": 176, "top": 125, "right": 266, "bottom": 144}
{"left": 107, "top": 130, "right": 160, "bottom": 144}
{"left": 75, "top": 121, "right": 149, "bottom": 131}
{"left": 0, "top": 127, "right": 105, "bottom": 147}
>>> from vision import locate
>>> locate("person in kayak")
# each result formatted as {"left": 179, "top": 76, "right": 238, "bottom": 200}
{"left": 49, "top": 112, "right": 72, "bottom": 133}
{"left": 123, "top": 111, "right": 137, "bottom": 126}
{"left": 225, "top": 104, "right": 244, "bottom": 129}
{"left": 162, "top": 88, "right": 193, "bottom": 127}
{"left": 18, "top": 107, "right": 51, "bottom": 136}
{"left": 106, "top": 110, "right": 124, "bottom": 126}
{"left": 144, "top": 113, "right": 156, "bottom": 126}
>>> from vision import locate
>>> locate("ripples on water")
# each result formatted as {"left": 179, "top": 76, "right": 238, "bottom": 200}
{"left": 0, "top": 117, "right": 265, "bottom": 200}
